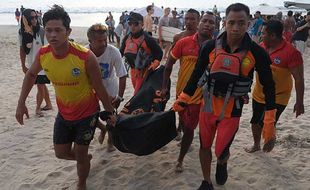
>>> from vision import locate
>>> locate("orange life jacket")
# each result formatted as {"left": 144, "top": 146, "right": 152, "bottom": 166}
{"left": 124, "top": 35, "right": 144, "bottom": 55}
{"left": 198, "top": 34, "right": 253, "bottom": 121}
{"left": 124, "top": 34, "right": 153, "bottom": 70}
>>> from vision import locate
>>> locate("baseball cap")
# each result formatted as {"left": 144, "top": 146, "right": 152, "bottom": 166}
{"left": 128, "top": 12, "right": 143, "bottom": 23}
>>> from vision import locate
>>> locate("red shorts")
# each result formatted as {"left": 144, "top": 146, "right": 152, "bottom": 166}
{"left": 199, "top": 111, "right": 240, "bottom": 158}
{"left": 178, "top": 104, "right": 200, "bottom": 130}
{"left": 130, "top": 69, "right": 145, "bottom": 95}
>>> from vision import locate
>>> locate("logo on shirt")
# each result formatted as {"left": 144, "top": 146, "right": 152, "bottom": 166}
{"left": 274, "top": 57, "right": 281, "bottom": 65}
{"left": 223, "top": 58, "right": 232, "bottom": 67}
{"left": 99, "top": 63, "right": 110, "bottom": 79}
{"left": 72, "top": 68, "right": 81, "bottom": 76}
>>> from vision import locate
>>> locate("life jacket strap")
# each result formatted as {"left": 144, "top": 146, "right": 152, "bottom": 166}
{"left": 217, "top": 83, "right": 233, "bottom": 122}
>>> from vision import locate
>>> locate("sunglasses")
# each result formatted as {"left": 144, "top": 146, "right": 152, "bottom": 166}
{"left": 128, "top": 22, "right": 140, "bottom": 26}
{"left": 93, "top": 25, "right": 108, "bottom": 31}
{"left": 30, "top": 15, "right": 38, "bottom": 20}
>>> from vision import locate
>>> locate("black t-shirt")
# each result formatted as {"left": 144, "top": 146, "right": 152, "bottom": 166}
{"left": 292, "top": 20, "right": 310, "bottom": 42}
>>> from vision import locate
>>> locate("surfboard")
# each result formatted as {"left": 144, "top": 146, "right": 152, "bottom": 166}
{"left": 284, "top": 1, "right": 310, "bottom": 10}
{"left": 152, "top": 25, "right": 182, "bottom": 42}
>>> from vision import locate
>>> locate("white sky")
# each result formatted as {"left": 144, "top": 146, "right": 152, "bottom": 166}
{"left": 1, "top": 0, "right": 294, "bottom": 9}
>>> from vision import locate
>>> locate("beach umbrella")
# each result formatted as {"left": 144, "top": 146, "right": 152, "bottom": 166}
{"left": 250, "top": 4, "right": 283, "bottom": 15}
{"left": 132, "top": 5, "right": 164, "bottom": 17}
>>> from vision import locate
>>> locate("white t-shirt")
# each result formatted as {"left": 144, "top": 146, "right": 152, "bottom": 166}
{"left": 86, "top": 44, "right": 127, "bottom": 97}
{"left": 114, "top": 23, "right": 124, "bottom": 37}
{"left": 18, "top": 28, "right": 46, "bottom": 75}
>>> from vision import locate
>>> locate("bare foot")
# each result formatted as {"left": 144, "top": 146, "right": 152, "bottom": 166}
{"left": 76, "top": 154, "right": 92, "bottom": 190}
{"left": 175, "top": 161, "right": 183, "bottom": 173}
{"left": 41, "top": 105, "right": 53, "bottom": 111}
{"left": 35, "top": 111, "right": 44, "bottom": 117}
{"left": 76, "top": 182, "right": 86, "bottom": 190}
{"left": 244, "top": 145, "right": 261, "bottom": 153}
{"left": 263, "top": 138, "right": 275, "bottom": 152}
{"left": 175, "top": 131, "right": 182, "bottom": 141}
{"left": 107, "top": 143, "right": 116, "bottom": 152}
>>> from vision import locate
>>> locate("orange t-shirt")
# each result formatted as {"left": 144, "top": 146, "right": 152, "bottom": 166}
{"left": 171, "top": 33, "right": 202, "bottom": 104}
{"left": 253, "top": 40, "right": 303, "bottom": 105}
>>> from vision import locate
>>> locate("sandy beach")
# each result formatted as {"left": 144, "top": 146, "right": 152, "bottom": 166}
{"left": 0, "top": 24, "right": 309, "bottom": 190}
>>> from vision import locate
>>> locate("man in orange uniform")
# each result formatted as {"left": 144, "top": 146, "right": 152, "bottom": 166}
{"left": 173, "top": 8, "right": 200, "bottom": 43}
{"left": 172, "top": 8, "right": 200, "bottom": 141}
{"left": 15, "top": 5, "right": 114, "bottom": 190}
{"left": 162, "top": 12, "right": 215, "bottom": 173}
{"left": 173, "top": 3, "right": 276, "bottom": 189}
{"left": 120, "top": 12, "right": 162, "bottom": 95}
{"left": 246, "top": 20, "right": 304, "bottom": 153}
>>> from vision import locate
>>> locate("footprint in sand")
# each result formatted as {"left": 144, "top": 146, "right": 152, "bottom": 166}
{"left": 105, "top": 168, "right": 123, "bottom": 179}
{"left": 62, "top": 165, "right": 75, "bottom": 172}
{"left": 161, "top": 161, "right": 170, "bottom": 168}
{"left": 100, "top": 159, "right": 109, "bottom": 165}
{"left": 298, "top": 124, "right": 309, "bottom": 130}
{"left": 18, "top": 183, "right": 31, "bottom": 189}
{"left": 159, "top": 146, "right": 168, "bottom": 151}
{"left": 267, "top": 187, "right": 278, "bottom": 190}
{"left": 291, "top": 120, "right": 303, "bottom": 125}
{"left": 246, "top": 177, "right": 257, "bottom": 184}
{"left": 47, "top": 171, "right": 64, "bottom": 178}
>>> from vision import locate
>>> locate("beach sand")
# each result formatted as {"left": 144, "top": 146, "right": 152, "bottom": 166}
{"left": 0, "top": 25, "right": 309, "bottom": 190}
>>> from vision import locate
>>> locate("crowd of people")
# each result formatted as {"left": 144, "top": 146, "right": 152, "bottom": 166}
{"left": 248, "top": 9, "right": 310, "bottom": 55}
{"left": 15, "top": 3, "right": 307, "bottom": 190}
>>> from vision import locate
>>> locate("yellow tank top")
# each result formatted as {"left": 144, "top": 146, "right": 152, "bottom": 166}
{"left": 39, "top": 41, "right": 99, "bottom": 120}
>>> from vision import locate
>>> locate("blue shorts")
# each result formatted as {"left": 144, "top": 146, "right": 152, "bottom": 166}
{"left": 53, "top": 112, "right": 99, "bottom": 145}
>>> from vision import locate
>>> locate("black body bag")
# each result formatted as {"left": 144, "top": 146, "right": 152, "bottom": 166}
{"left": 103, "top": 110, "right": 176, "bottom": 156}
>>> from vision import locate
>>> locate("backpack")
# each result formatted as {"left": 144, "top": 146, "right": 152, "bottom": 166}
{"left": 198, "top": 33, "right": 252, "bottom": 121}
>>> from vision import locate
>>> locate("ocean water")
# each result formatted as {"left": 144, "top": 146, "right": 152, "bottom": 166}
{"left": 0, "top": 12, "right": 122, "bottom": 27}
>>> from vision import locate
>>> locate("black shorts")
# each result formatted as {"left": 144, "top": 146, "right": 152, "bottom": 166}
{"left": 35, "top": 75, "right": 50, "bottom": 84}
{"left": 250, "top": 99, "right": 286, "bottom": 127}
{"left": 53, "top": 112, "right": 99, "bottom": 145}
